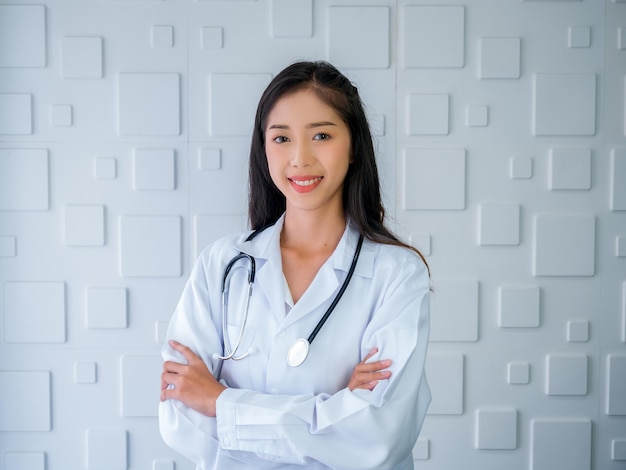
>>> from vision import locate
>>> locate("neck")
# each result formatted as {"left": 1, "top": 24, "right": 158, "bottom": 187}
{"left": 281, "top": 208, "right": 346, "bottom": 254}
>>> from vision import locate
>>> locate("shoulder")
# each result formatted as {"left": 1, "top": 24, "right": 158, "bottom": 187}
{"left": 370, "top": 240, "right": 427, "bottom": 273}
{"left": 364, "top": 239, "right": 429, "bottom": 289}
{"left": 196, "top": 230, "right": 252, "bottom": 266}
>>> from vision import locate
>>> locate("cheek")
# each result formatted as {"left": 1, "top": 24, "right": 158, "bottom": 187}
{"left": 265, "top": 153, "right": 283, "bottom": 186}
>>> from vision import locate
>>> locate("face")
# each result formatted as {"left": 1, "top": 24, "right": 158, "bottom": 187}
{"left": 264, "top": 89, "right": 352, "bottom": 217}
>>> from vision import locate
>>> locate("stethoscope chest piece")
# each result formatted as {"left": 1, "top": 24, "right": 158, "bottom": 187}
{"left": 287, "top": 338, "right": 309, "bottom": 367}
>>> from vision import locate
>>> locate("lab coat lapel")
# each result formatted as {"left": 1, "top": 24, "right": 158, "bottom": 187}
{"left": 280, "top": 226, "right": 358, "bottom": 329}
{"left": 235, "top": 217, "right": 286, "bottom": 323}
{"left": 283, "top": 260, "right": 340, "bottom": 327}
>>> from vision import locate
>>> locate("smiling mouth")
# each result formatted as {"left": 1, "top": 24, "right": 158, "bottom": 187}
{"left": 289, "top": 177, "right": 323, "bottom": 187}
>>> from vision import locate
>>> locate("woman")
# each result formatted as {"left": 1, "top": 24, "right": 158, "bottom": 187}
{"left": 159, "top": 61, "right": 431, "bottom": 469}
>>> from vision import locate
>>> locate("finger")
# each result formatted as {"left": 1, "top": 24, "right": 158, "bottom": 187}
{"left": 162, "top": 360, "right": 185, "bottom": 374}
{"left": 169, "top": 340, "right": 198, "bottom": 363}
{"left": 160, "top": 385, "right": 177, "bottom": 402}
{"left": 354, "top": 380, "right": 378, "bottom": 391}
{"left": 353, "top": 369, "right": 391, "bottom": 386}
{"left": 354, "top": 359, "right": 392, "bottom": 374}
{"left": 360, "top": 348, "right": 379, "bottom": 364}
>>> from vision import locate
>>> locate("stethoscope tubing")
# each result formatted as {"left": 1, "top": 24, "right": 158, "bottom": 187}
{"left": 305, "top": 234, "right": 363, "bottom": 345}
{"left": 215, "top": 227, "right": 364, "bottom": 366}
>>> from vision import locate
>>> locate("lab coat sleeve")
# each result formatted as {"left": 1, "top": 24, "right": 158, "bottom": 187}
{"left": 214, "top": 253, "right": 431, "bottom": 469}
{"left": 158, "top": 244, "right": 230, "bottom": 465}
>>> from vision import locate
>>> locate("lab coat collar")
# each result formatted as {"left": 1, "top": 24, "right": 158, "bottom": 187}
{"left": 234, "top": 214, "right": 375, "bottom": 279}
{"left": 233, "top": 214, "right": 375, "bottom": 324}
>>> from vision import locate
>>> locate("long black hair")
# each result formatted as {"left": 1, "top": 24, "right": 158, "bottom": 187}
{"left": 248, "top": 61, "right": 428, "bottom": 268}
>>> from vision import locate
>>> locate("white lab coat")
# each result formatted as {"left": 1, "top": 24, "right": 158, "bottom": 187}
{"left": 159, "top": 215, "right": 431, "bottom": 469}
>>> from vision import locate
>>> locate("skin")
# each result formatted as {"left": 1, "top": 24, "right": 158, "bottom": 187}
{"left": 160, "top": 89, "right": 391, "bottom": 417}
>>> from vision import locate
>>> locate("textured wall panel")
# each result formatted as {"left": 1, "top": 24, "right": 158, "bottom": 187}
{"left": 623, "top": 281, "right": 626, "bottom": 342}
{"left": 407, "top": 94, "right": 450, "bottom": 135}
{"left": 151, "top": 26, "right": 174, "bottom": 48}
{"left": 0, "top": 236, "right": 17, "bottom": 257}
{"left": 209, "top": 74, "right": 271, "bottom": 136}
{"left": 403, "top": 148, "right": 465, "bottom": 210}
{"left": 0, "top": 149, "right": 49, "bottom": 211}
{"left": 270, "top": 0, "right": 312, "bottom": 38}
{"left": 201, "top": 27, "right": 223, "bottom": 49}
{"left": 509, "top": 156, "right": 533, "bottom": 179}
{"left": 426, "top": 353, "right": 464, "bottom": 415}
{"left": 195, "top": 214, "right": 246, "bottom": 260}
{"left": 613, "top": 440, "right": 626, "bottom": 460}
{"left": 478, "top": 204, "right": 520, "bottom": 246}
{"left": 507, "top": 362, "right": 530, "bottom": 385}
{"left": 327, "top": 6, "right": 390, "bottom": 69}
{"left": 1, "top": 1, "right": 623, "bottom": 468}
{"left": 530, "top": 419, "right": 591, "bottom": 470}
{"left": 533, "top": 214, "right": 596, "bottom": 276}
{"left": 466, "top": 105, "right": 489, "bottom": 127}
{"left": 0, "top": 5, "right": 46, "bottom": 67}
{"left": 86, "top": 287, "right": 127, "bottom": 329}
{"left": 0, "top": 371, "right": 50, "bottom": 431}
{"left": 86, "top": 429, "right": 127, "bottom": 470}
{"left": 498, "top": 285, "right": 540, "bottom": 328}
{"left": 606, "top": 353, "right": 626, "bottom": 415}
{"left": 133, "top": 148, "right": 176, "bottom": 191}
{"left": 478, "top": 37, "right": 521, "bottom": 79}
{"left": 3, "top": 282, "right": 66, "bottom": 343}
{"left": 475, "top": 408, "right": 517, "bottom": 450}
{"left": 412, "top": 439, "right": 429, "bottom": 460}
{"left": 567, "top": 320, "right": 590, "bottom": 342}
{"left": 548, "top": 148, "right": 591, "bottom": 190}
{"left": 74, "top": 362, "right": 97, "bottom": 384}
{"left": 0, "top": 94, "right": 32, "bottom": 135}
{"left": 430, "top": 280, "right": 478, "bottom": 342}
{"left": 611, "top": 148, "right": 626, "bottom": 210}
{"left": 64, "top": 205, "right": 105, "bottom": 246}
{"left": 401, "top": 6, "right": 464, "bottom": 68}
{"left": 117, "top": 73, "right": 181, "bottom": 136}
{"left": 94, "top": 157, "right": 117, "bottom": 180}
{"left": 545, "top": 353, "right": 588, "bottom": 396}
{"left": 120, "top": 355, "right": 162, "bottom": 417}
{"left": 119, "top": 216, "right": 181, "bottom": 277}
{"left": 50, "top": 104, "right": 73, "bottom": 127}
{"left": 568, "top": 26, "right": 591, "bottom": 48}
{"left": 62, "top": 37, "right": 103, "bottom": 79}
{"left": 4, "top": 452, "right": 46, "bottom": 470}
{"left": 198, "top": 148, "right": 221, "bottom": 171}
{"left": 532, "top": 74, "right": 596, "bottom": 136}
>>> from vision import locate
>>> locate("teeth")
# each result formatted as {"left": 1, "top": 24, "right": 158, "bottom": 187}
{"left": 292, "top": 177, "right": 321, "bottom": 187}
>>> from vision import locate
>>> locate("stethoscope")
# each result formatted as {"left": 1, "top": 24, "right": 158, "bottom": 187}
{"left": 213, "top": 227, "right": 364, "bottom": 367}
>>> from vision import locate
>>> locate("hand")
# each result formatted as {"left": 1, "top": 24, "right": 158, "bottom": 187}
{"left": 348, "top": 348, "right": 392, "bottom": 391}
{"left": 160, "top": 340, "right": 226, "bottom": 417}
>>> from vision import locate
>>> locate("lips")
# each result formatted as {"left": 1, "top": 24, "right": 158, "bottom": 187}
{"left": 288, "top": 176, "right": 323, "bottom": 193}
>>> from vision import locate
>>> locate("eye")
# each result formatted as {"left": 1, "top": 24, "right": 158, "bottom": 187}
{"left": 313, "top": 133, "right": 330, "bottom": 141}
{"left": 272, "top": 135, "right": 289, "bottom": 144}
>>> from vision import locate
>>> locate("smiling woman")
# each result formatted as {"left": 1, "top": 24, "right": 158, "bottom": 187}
{"left": 159, "top": 61, "right": 431, "bottom": 470}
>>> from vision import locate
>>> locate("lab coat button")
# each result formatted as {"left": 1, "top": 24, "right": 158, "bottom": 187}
{"left": 223, "top": 437, "right": 231, "bottom": 447}
{"left": 277, "top": 331, "right": 285, "bottom": 338}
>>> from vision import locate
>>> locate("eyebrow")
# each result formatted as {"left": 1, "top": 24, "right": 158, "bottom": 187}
{"left": 268, "top": 121, "right": 338, "bottom": 130}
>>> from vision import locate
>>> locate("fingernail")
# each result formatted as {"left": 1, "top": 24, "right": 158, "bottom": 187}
{"left": 169, "top": 340, "right": 179, "bottom": 346}
{"left": 381, "top": 359, "right": 392, "bottom": 367}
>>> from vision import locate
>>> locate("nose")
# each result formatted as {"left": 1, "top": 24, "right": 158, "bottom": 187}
{"left": 290, "top": 140, "right": 313, "bottom": 168}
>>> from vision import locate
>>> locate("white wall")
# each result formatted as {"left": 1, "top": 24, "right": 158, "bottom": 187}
{"left": 0, "top": 1, "right": 625, "bottom": 469}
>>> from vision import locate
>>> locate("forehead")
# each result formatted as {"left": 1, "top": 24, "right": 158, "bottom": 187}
{"left": 266, "top": 89, "right": 343, "bottom": 125}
